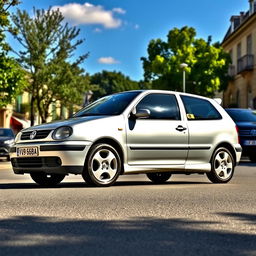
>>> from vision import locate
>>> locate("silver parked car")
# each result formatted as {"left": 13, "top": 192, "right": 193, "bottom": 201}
{"left": 10, "top": 90, "right": 242, "bottom": 187}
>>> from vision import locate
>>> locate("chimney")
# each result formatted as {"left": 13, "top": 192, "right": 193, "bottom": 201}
{"left": 249, "top": 0, "right": 255, "bottom": 15}
{"left": 240, "top": 12, "right": 245, "bottom": 23}
{"left": 230, "top": 16, "right": 240, "bottom": 33}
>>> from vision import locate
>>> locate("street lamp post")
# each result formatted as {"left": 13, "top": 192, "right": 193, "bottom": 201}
{"left": 180, "top": 63, "right": 188, "bottom": 93}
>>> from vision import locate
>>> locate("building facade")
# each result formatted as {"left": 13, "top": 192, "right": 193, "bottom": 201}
{"left": 222, "top": 0, "right": 256, "bottom": 108}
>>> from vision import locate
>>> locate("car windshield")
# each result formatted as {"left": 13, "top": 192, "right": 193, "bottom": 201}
{"left": 74, "top": 91, "right": 142, "bottom": 117}
{"left": 0, "top": 129, "right": 14, "bottom": 137}
{"left": 226, "top": 109, "right": 256, "bottom": 122}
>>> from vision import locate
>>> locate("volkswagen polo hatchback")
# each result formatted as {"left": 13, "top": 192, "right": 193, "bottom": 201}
{"left": 10, "top": 90, "right": 242, "bottom": 187}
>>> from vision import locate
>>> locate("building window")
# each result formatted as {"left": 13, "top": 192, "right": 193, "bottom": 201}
{"left": 229, "top": 49, "right": 233, "bottom": 63}
{"left": 237, "top": 43, "right": 241, "bottom": 59}
{"left": 247, "top": 86, "right": 253, "bottom": 108}
{"left": 250, "top": 0, "right": 254, "bottom": 14}
{"left": 247, "top": 34, "right": 252, "bottom": 55}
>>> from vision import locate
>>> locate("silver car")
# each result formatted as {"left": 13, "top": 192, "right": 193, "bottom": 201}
{"left": 10, "top": 90, "right": 242, "bottom": 187}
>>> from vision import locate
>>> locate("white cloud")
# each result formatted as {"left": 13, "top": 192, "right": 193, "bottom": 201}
{"left": 134, "top": 24, "right": 140, "bottom": 30}
{"left": 112, "top": 8, "right": 126, "bottom": 14}
{"left": 98, "top": 57, "right": 120, "bottom": 64}
{"left": 94, "top": 28, "right": 102, "bottom": 33}
{"left": 52, "top": 2, "right": 124, "bottom": 28}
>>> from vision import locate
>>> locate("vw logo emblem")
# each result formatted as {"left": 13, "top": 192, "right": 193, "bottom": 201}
{"left": 30, "top": 130, "right": 37, "bottom": 140}
{"left": 251, "top": 129, "right": 256, "bottom": 136}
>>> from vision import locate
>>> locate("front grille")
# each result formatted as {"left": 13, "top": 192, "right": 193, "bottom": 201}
{"left": 21, "top": 130, "right": 52, "bottom": 140}
{"left": 11, "top": 157, "right": 62, "bottom": 168}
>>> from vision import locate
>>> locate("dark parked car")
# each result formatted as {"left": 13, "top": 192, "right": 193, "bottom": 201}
{"left": 226, "top": 108, "right": 256, "bottom": 162}
{"left": 0, "top": 128, "right": 15, "bottom": 161}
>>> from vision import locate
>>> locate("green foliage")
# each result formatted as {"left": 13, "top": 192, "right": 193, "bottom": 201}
{"left": 0, "top": 1, "right": 20, "bottom": 52}
{"left": 141, "top": 26, "right": 231, "bottom": 96}
{"left": 0, "top": 55, "right": 26, "bottom": 108}
{"left": 0, "top": 0, "right": 26, "bottom": 108}
{"left": 90, "top": 70, "right": 142, "bottom": 100}
{"left": 11, "top": 7, "right": 89, "bottom": 123}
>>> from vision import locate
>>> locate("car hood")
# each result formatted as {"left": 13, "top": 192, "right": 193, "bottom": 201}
{"left": 22, "top": 116, "right": 111, "bottom": 131}
{"left": 0, "top": 136, "right": 14, "bottom": 141}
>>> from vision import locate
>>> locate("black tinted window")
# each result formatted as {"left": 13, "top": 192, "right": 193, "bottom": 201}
{"left": 0, "top": 129, "right": 14, "bottom": 137}
{"left": 181, "top": 95, "right": 222, "bottom": 120}
{"left": 136, "top": 93, "right": 180, "bottom": 120}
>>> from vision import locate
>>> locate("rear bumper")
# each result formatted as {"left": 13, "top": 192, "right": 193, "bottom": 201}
{"left": 234, "top": 144, "right": 242, "bottom": 165}
{"left": 240, "top": 146, "right": 256, "bottom": 156}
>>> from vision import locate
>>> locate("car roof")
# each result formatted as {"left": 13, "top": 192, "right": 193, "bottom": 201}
{"left": 126, "top": 89, "right": 214, "bottom": 100}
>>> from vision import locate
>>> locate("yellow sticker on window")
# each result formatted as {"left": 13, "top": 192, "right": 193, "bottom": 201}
{"left": 187, "top": 114, "right": 195, "bottom": 119}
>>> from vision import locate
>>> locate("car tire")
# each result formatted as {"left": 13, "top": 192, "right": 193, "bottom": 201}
{"left": 146, "top": 172, "right": 172, "bottom": 184}
{"left": 82, "top": 143, "right": 122, "bottom": 187}
{"left": 207, "top": 147, "right": 234, "bottom": 183}
{"left": 6, "top": 156, "right": 10, "bottom": 161}
{"left": 30, "top": 173, "right": 65, "bottom": 186}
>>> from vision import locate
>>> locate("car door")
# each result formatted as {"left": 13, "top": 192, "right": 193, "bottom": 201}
{"left": 126, "top": 92, "right": 189, "bottom": 165}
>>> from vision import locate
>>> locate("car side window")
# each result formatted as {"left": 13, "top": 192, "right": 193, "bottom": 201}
{"left": 136, "top": 93, "right": 181, "bottom": 120}
{"left": 181, "top": 95, "right": 222, "bottom": 120}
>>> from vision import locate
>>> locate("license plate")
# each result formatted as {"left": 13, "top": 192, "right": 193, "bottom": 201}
{"left": 17, "top": 147, "right": 39, "bottom": 157}
{"left": 244, "top": 140, "right": 256, "bottom": 146}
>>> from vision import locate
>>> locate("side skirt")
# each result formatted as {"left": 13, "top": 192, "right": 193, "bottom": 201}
{"left": 123, "top": 163, "right": 211, "bottom": 174}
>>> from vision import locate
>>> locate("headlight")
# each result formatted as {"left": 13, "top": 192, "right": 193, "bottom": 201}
{"left": 15, "top": 132, "right": 22, "bottom": 143}
{"left": 4, "top": 139, "right": 14, "bottom": 144}
{"left": 52, "top": 126, "right": 73, "bottom": 140}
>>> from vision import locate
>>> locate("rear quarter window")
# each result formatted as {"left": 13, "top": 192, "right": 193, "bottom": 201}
{"left": 181, "top": 95, "right": 222, "bottom": 120}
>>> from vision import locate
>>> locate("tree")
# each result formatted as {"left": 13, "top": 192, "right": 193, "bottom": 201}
{"left": 141, "top": 26, "right": 231, "bottom": 97}
{"left": 0, "top": 0, "right": 26, "bottom": 108}
{"left": 90, "top": 70, "right": 141, "bottom": 100}
{"left": 11, "top": 7, "right": 88, "bottom": 124}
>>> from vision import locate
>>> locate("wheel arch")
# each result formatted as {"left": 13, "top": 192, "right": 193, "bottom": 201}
{"left": 211, "top": 142, "right": 237, "bottom": 165}
{"left": 86, "top": 137, "right": 125, "bottom": 174}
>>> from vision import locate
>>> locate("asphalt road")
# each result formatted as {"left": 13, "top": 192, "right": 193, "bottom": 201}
{"left": 0, "top": 158, "right": 255, "bottom": 256}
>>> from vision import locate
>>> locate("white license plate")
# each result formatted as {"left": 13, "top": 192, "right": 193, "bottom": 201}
{"left": 17, "top": 147, "right": 39, "bottom": 157}
{"left": 244, "top": 140, "right": 256, "bottom": 146}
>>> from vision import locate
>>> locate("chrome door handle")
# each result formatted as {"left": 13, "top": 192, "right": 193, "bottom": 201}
{"left": 176, "top": 125, "right": 187, "bottom": 132}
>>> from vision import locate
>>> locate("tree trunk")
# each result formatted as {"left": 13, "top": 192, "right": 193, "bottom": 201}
{"left": 30, "top": 95, "right": 35, "bottom": 126}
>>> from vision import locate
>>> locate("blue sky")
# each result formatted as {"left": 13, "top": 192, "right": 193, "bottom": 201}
{"left": 9, "top": 0, "right": 250, "bottom": 81}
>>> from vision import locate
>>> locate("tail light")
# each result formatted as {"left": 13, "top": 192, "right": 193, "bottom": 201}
{"left": 236, "top": 125, "right": 240, "bottom": 144}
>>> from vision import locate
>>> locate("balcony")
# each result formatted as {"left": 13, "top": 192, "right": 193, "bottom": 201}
{"left": 237, "top": 54, "right": 254, "bottom": 74}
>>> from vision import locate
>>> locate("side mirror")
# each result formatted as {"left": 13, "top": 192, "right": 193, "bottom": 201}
{"left": 133, "top": 109, "right": 151, "bottom": 119}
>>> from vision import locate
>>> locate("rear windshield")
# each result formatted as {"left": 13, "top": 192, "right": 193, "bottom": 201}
{"left": 226, "top": 109, "right": 256, "bottom": 122}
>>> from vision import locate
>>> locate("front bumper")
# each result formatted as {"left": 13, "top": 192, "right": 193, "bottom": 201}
{"left": 0, "top": 144, "right": 12, "bottom": 157}
{"left": 10, "top": 140, "right": 92, "bottom": 175}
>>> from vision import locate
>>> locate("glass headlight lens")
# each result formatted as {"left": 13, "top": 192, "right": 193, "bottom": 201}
{"left": 4, "top": 139, "right": 14, "bottom": 144}
{"left": 15, "top": 132, "right": 22, "bottom": 143}
{"left": 52, "top": 126, "right": 73, "bottom": 140}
